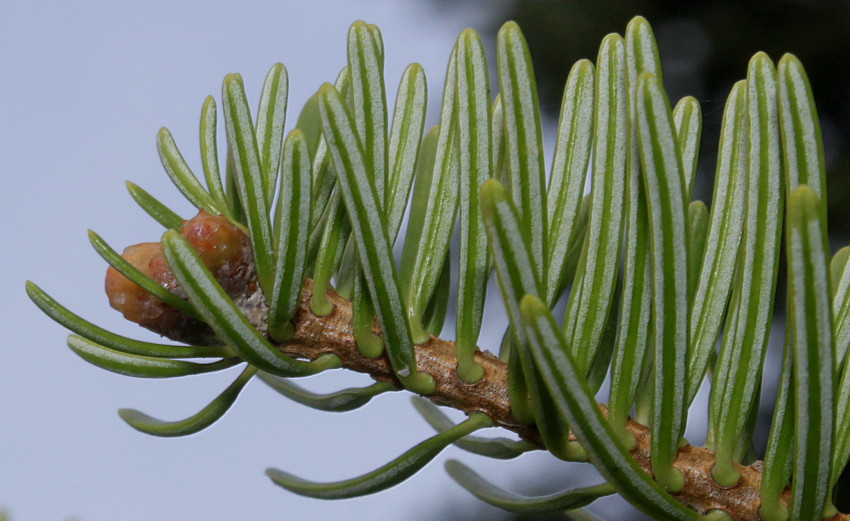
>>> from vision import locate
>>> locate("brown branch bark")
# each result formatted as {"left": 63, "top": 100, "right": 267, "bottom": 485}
{"left": 238, "top": 280, "right": 844, "bottom": 521}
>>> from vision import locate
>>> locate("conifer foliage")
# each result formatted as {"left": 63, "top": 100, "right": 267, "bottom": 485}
{"left": 28, "top": 16, "right": 850, "bottom": 521}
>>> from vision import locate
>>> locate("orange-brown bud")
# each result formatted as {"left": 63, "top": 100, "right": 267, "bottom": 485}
{"left": 105, "top": 210, "right": 252, "bottom": 340}
{"left": 178, "top": 210, "right": 252, "bottom": 294}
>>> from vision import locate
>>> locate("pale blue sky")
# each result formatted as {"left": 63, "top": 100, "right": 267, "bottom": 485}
{"left": 0, "top": 2, "right": 654, "bottom": 520}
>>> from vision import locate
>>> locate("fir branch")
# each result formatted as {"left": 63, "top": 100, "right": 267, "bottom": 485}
{"left": 174, "top": 275, "right": 842, "bottom": 521}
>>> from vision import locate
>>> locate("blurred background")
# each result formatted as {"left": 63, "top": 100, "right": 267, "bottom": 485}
{"left": 2, "top": 1, "right": 849, "bottom": 520}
